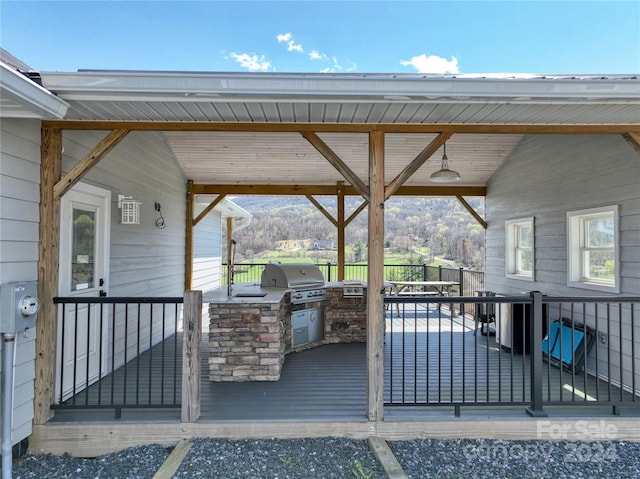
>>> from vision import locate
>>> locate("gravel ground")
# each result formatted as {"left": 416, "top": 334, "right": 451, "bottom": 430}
{"left": 12, "top": 438, "right": 640, "bottom": 479}
{"left": 391, "top": 439, "right": 640, "bottom": 479}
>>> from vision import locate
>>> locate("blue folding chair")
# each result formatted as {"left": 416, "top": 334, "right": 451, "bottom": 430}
{"left": 542, "top": 318, "right": 593, "bottom": 372}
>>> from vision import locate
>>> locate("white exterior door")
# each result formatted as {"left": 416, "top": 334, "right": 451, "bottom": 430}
{"left": 56, "top": 183, "right": 111, "bottom": 402}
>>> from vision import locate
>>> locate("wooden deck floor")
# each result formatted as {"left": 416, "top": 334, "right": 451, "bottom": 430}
{"left": 52, "top": 306, "right": 639, "bottom": 423}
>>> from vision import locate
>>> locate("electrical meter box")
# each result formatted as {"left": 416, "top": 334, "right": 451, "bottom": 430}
{"left": 0, "top": 282, "right": 39, "bottom": 333}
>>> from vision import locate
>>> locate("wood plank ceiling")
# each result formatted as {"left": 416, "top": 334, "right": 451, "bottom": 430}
{"left": 164, "top": 131, "right": 524, "bottom": 187}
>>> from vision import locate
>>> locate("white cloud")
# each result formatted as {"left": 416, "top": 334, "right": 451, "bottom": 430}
{"left": 288, "top": 41, "right": 303, "bottom": 53}
{"left": 309, "top": 50, "right": 351, "bottom": 72}
{"left": 309, "top": 50, "right": 326, "bottom": 60}
{"left": 277, "top": 32, "right": 303, "bottom": 53}
{"left": 400, "top": 54, "right": 460, "bottom": 74}
{"left": 229, "top": 52, "right": 272, "bottom": 72}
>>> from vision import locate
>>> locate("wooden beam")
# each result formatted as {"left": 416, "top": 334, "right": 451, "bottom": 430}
{"left": 53, "top": 129, "right": 129, "bottom": 199}
{"left": 185, "top": 180, "right": 194, "bottom": 291}
{"left": 42, "top": 119, "right": 640, "bottom": 135}
{"left": 367, "top": 130, "right": 385, "bottom": 421}
{"left": 192, "top": 183, "right": 486, "bottom": 197}
{"left": 35, "top": 127, "right": 63, "bottom": 424}
{"left": 193, "top": 184, "right": 340, "bottom": 196}
{"left": 305, "top": 195, "right": 337, "bottom": 227}
{"left": 622, "top": 131, "right": 640, "bottom": 155}
{"left": 30, "top": 417, "right": 640, "bottom": 457}
{"left": 193, "top": 194, "right": 226, "bottom": 226}
{"left": 181, "top": 291, "right": 202, "bottom": 423}
{"left": 385, "top": 132, "right": 454, "bottom": 200}
{"left": 456, "top": 196, "right": 487, "bottom": 229}
{"left": 300, "top": 131, "right": 370, "bottom": 201}
{"left": 337, "top": 182, "right": 345, "bottom": 281}
{"left": 345, "top": 200, "right": 369, "bottom": 227}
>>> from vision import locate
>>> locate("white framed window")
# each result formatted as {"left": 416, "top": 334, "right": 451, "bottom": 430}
{"left": 506, "top": 217, "right": 534, "bottom": 280}
{"left": 567, "top": 205, "right": 619, "bottom": 293}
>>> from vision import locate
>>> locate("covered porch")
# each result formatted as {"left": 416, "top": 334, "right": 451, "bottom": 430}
{"left": 23, "top": 70, "right": 640, "bottom": 456}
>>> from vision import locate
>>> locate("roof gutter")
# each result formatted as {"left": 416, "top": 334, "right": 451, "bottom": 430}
{"left": 39, "top": 71, "right": 640, "bottom": 103}
{"left": 196, "top": 196, "right": 252, "bottom": 231}
{"left": 1, "top": 62, "right": 69, "bottom": 119}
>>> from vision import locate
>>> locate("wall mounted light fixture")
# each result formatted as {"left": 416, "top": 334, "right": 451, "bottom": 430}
{"left": 118, "top": 194, "right": 141, "bottom": 224}
{"left": 154, "top": 202, "right": 166, "bottom": 229}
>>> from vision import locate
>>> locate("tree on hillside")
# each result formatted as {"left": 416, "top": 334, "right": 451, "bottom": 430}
{"left": 228, "top": 196, "right": 486, "bottom": 269}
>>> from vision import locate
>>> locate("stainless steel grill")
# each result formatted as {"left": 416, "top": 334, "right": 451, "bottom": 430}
{"left": 261, "top": 263, "right": 326, "bottom": 304}
{"left": 261, "top": 263, "right": 326, "bottom": 348}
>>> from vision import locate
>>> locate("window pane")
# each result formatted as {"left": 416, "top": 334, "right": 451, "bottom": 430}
{"left": 516, "top": 249, "right": 532, "bottom": 273}
{"left": 71, "top": 208, "right": 96, "bottom": 291}
{"left": 586, "top": 217, "right": 614, "bottom": 247}
{"left": 584, "top": 250, "right": 615, "bottom": 281}
{"left": 517, "top": 224, "right": 532, "bottom": 248}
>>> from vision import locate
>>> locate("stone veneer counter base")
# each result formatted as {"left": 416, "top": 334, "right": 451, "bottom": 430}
{"left": 206, "top": 283, "right": 369, "bottom": 382}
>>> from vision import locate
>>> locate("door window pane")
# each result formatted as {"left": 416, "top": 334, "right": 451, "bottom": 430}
{"left": 71, "top": 208, "right": 96, "bottom": 291}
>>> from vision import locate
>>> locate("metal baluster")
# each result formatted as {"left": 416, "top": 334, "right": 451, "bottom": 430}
{"left": 84, "top": 303, "right": 91, "bottom": 406}
{"left": 149, "top": 303, "right": 154, "bottom": 405}
{"left": 59, "top": 304, "right": 66, "bottom": 404}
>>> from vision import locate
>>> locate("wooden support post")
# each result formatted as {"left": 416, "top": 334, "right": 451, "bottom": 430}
{"left": 34, "top": 127, "right": 62, "bottom": 424}
{"left": 185, "top": 180, "right": 194, "bottom": 291}
{"left": 367, "top": 130, "right": 385, "bottom": 421}
{"left": 181, "top": 290, "right": 202, "bottom": 423}
{"left": 226, "top": 216, "right": 234, "bottom": 293}
{"left": 337, "top": 181, "right": 345, "bottom": 281}
{"left": 226, "top": 217, "right": 234, "bottom": 261}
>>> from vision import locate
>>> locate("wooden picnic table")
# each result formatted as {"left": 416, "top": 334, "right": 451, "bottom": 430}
{"left": 387, "top": 280, "right": 459, "bottom": 297}
{"left": 386, "top": 280, "right": 460, "bottom": 313}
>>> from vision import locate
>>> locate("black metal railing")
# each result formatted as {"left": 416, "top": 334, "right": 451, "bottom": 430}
{"left": 384, "top": 294, "right": 639, "bottom": 416}
{"left": 53, "top": 296, "right": 183, "bottom": 418}
{"left": 224, "top": 262, "right": 484, "bottom": 296}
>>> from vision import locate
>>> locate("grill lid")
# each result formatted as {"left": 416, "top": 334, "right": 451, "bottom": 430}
{"left": 261, "top": 263, "right": 325, "bottom": 289}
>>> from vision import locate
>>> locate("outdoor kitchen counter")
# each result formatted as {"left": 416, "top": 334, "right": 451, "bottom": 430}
{"left": 206, "top": 283, "right": 289, "bottom": 382}
{"left": 206, "top": 282, "right": 371, "bottom": 382}
{"left": 203, "top": 283, "right": 289, "bottom": 304}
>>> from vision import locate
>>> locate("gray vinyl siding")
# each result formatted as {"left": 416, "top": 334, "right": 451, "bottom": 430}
{"left": 61, "top": 130, "right": 186, "bottom": 370}
{"left": 485, "top": 134, "right": 640, "bottom": 394}
{"left": 193, "top": 205, "right": 223, "bottom": 294}
{"left": 0, "top": 118, "right": 40, "bottom": 445}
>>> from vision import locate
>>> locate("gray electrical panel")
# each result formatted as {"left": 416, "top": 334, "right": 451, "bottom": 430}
{"left": 0, "top": 282, "right": 40, "bottom": 333}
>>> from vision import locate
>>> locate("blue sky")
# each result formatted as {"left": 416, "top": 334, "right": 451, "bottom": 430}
{"left": 1, "top": 1, "right": 639, "bottom": 74}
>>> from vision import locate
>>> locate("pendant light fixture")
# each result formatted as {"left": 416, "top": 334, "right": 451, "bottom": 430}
{"left": 429, "top": 142, "right": 461, "bottom": 183}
